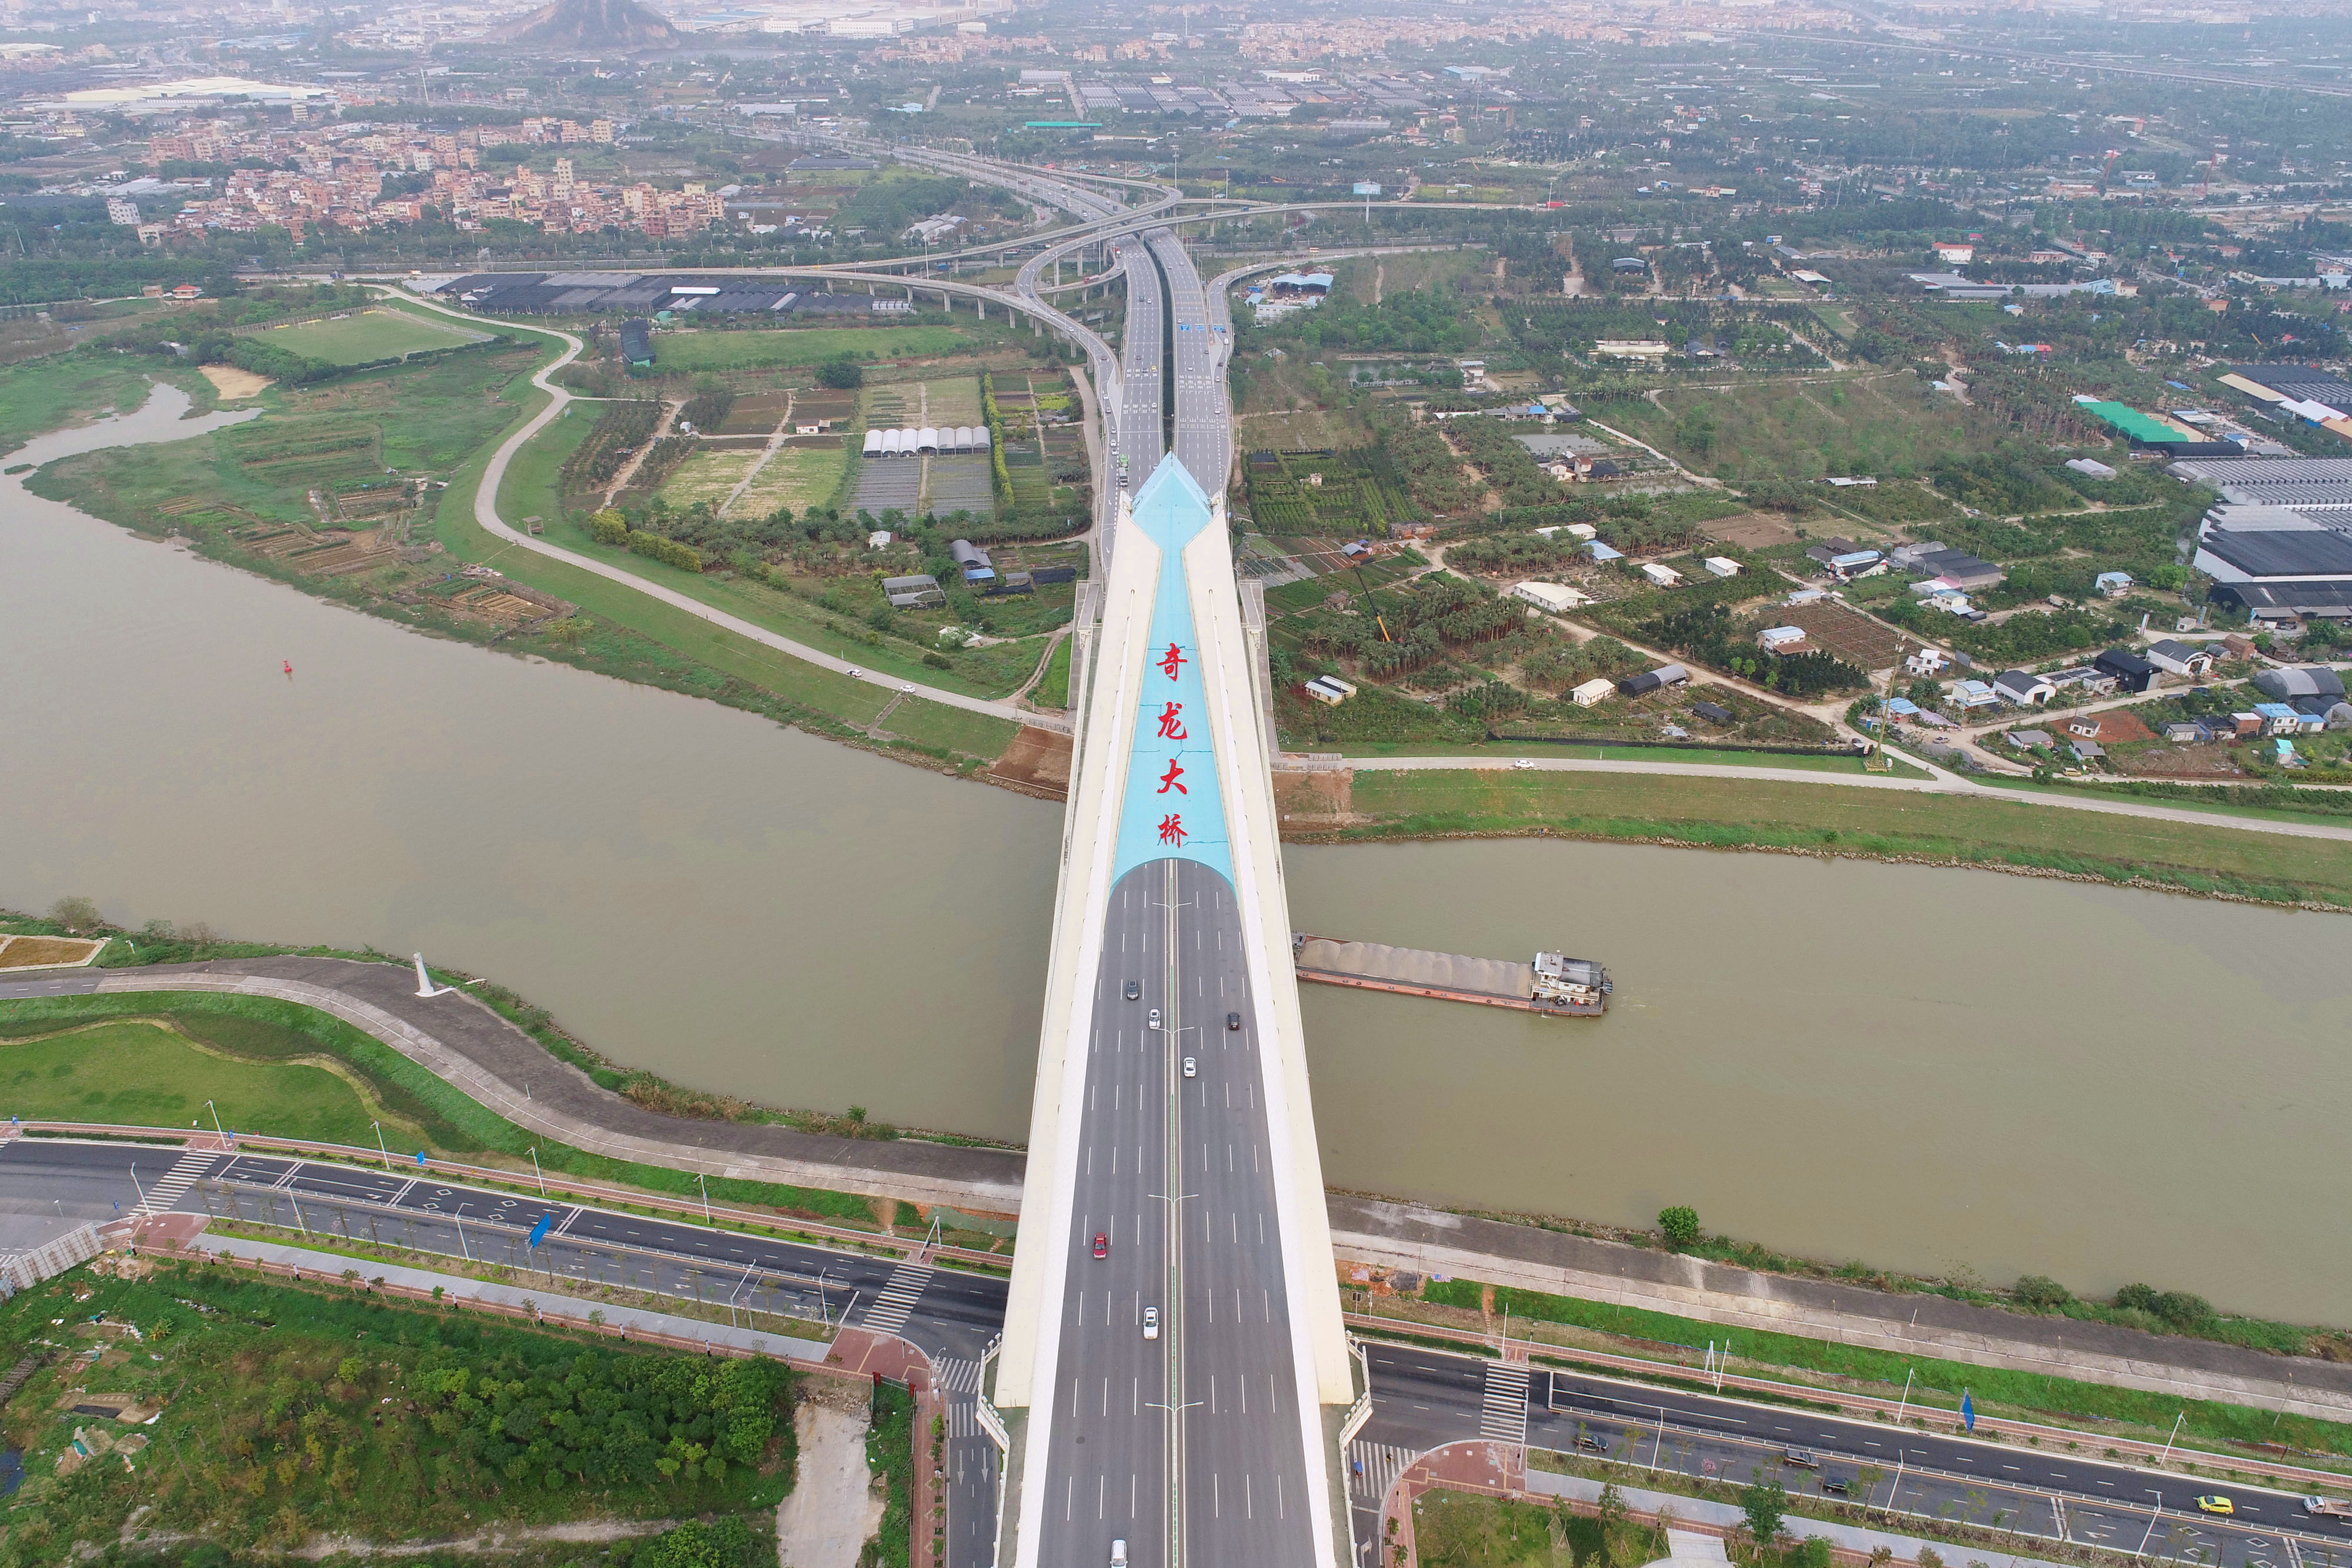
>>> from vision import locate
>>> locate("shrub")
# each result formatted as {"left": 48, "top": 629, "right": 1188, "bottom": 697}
{"left": 2013, "top": 1275, "right": 2073, "bottom": 1310}
{"left": 590, "top": 508, "right": 629, "bottom": 546}
{"left": 921, "top": 651, "right": 952, "bottom": 669}
{"left": 1658, "top": 1205, "right": 1701, "bottom": 1248}
{"left": 2151, "top": 1290, "right": 2213, "bottom": 1328}
{"left": 628, "top": 530, "right": 703, "bottom": 573}
{"left": 817, "top": 354, "right": 863, "bottom": 389}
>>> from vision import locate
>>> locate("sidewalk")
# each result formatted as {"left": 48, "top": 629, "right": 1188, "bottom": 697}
{"left": 180, "top": 1230, "right": 832, "bottom": 1364}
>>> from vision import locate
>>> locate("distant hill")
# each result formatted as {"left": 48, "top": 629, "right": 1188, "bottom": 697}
{"left": 497, "top": 0, "right": 678, "bottom": 50}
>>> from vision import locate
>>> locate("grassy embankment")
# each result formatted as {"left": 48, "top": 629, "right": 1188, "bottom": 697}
{"left": 1314, "top": 768, "right": 2352, "bottom": 909}
{"left": 0, "top": 353, "right": 215, "bottom": 450}
{"left": 0, "top": 1259, "right": 793, "bottom": 1560}
{"left": 0, "top": 993, "right": 887, "bottom": 1226}
{"left": 1401, "top": 1278, "right": 2352, "bottom": 1460}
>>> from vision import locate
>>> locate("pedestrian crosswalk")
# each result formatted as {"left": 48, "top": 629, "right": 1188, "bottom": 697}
{"left": 1348, "top": 1440, "right": 1414, "bottom": 1502}
{"left": 136, "top": 1151, "right": 215, "bottom": 1217}
{"left": 1481, "top": 1361, "right": 1531, "bottom": 1446}
{"left": 937, "top": 1356, "right": 983, "bottom": 1395}
{"left": 857, "top": 1257, "right": 934, "bottom": 1336}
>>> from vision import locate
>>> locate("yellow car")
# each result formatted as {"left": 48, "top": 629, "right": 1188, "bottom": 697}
{"left": 2196, "top": 1496, "right": 2234, "bottom": 1517}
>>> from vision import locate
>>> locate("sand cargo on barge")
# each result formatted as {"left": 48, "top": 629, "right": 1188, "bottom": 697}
{"left": 1292, "top": 935, "right": 1611, "bottom": 1016}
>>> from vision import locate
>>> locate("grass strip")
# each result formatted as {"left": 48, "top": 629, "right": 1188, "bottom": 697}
{"left": 1332, "top": 769, "right": 2352, "bottom": 909}
{"left": 1416, "top": 1278, "right": 2352, "bottom": 1459}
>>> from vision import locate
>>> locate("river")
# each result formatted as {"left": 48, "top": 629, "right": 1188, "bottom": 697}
{"left": 5, "top": 390, "right": 2348, "bottom": 1323}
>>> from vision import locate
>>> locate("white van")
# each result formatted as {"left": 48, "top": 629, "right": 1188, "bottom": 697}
{"left": 1110, "top": 1542, "right": 1128, "bottom": 1567}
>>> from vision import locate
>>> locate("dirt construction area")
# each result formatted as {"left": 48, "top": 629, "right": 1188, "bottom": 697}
{"left": 776, "top": 1380, "right": 883, "bottom": 1568}
{"left": 198, "top": 364, "right": 273, "bottom": 400}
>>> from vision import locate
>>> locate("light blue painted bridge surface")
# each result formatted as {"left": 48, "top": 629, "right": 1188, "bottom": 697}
{"left": 1111, "top": 457, "right": 1235, "bottom": 885}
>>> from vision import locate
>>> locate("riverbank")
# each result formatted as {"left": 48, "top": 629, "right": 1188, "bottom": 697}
{"left": 8, "top": 342, "right": 1034, "bottom": 791}
{"left": 14, "top": 352, "right": 2348, "bottom": 889}
{"left": 9, "top": 939, "right": 2352, "bottom": 1443}
{"left": 1276, "top": 765, "right": 2352, "bottom": 910}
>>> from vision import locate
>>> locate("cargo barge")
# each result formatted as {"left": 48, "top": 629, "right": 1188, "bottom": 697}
{"left": 1292, "top": 935, "right": 1611, "bottom": 1017}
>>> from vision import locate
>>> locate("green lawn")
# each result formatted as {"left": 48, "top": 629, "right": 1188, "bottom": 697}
{"left": 1337, "top": 768, "right": 2352, "bottom": 908}
{"left": 259, "top": 307, "right": 483, "bottom": 366}
{"left": 0, "top": 1017, "right": 411, "bottom": 1147}
{"left": 1035, "top": 633, "right": 1073, "bottom": 710}
{"left": 1591, "top": 370, "right": 2002, "bottom": 484}
{"left": 654, "top": 325, "right": 973, "bottom": 372}
{"left": 0, "top": 993, "right": 881, "bottom": 1223}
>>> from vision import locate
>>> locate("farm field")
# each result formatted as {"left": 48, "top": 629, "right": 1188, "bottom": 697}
{"left": 653, "top": 324, "right": 973, "bottom": 372}
{"left": 656, "top": 446, "right": 762, "bottom": 510}
{"left": 734, "top": 442, "right": 850, "bottom": 516}
{"left": 1593, "top": 370, "right": 2003, "bottom": 484}
{"left": 259, "top": 307, "right": 485, "bottom": 365}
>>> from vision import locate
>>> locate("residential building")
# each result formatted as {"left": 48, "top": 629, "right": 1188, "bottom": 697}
{"left": 1569, "top": 677, "right": 1615, "bottom": 707}
{"left": 1904, "top": 647, "right": 1950, "bottom": 677}
{"left": 2093, "top": 647, "right": 2159, "bottom": 694}
{"left": 1512, "top": 581, "right": 1589, "bottom": 614}
{"left": 1949, "top": 679, "right": 2000, "bottom": 710}
{"left": 1702, "top": 556, "right": 1740, "bottom": 578}
{"left": 2047, "top": 666, "right": 2118, "bottom": 696}
{"left": 2094, "top": 570, "right": 2133, "bottom": 596}
{"left": 1641, "top": 561, "right": 1683, "bottom": 588}
{"left": 1757, "top": 626, "right": 1810, "bottom": 652}
{"left": 2252, "top": 701, "right": 2303, "bottom": 735}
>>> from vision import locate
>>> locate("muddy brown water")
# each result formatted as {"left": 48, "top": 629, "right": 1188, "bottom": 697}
{"left": 6, "top": 388, "right": 2349, "bottom": 1323}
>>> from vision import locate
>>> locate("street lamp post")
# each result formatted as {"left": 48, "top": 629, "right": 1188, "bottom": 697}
{"left": 129, "top": 1162, "right": 150, "bottom": 1215}
{"left": 372, "top": 1121, "right": 391, "bottom": 1171}
{"left": 205, "top": 1099, "right": 225, "bottom": 1143}
{"left": 528, "top": 1146, "right": 546, "bottom": 1197}
{"left": 697, "top": 1172, "right": 712, "bottom": 1225}
{"left": 2136, "top": 1490, "right": 2164, "bottom": 1558}
{"left": 454, "top": 1204, "right": 473, "bottom": 1263}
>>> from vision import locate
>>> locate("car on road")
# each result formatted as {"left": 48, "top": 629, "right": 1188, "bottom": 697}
{"left": 1148, "top": 1008, "right": 1161, "bottom": 1029}
{"left": 1821, "top": 1476, "right": 1850, "bottom": 1496}
{"left": 1576, "top": 1433, "right": 1607, "bottom": 1453}
{"left": 1124, "top": 981, "right": 1140, "bottom": 1000}
{"left": 1783, "top": 1448, "right": 1819, "bottom": 1468}
{"left": 1142, "top": 1306, "right": 1158, "bottom": 1340}
{"left": 1092, "top": 1232, "right": 1108, "bottom": 1259}
{"left": 2196, "top": 1496, "right": 2234, "bottom": 1516}
{"left": 1110, "top": 1542, "right": 1127, "bottom": 1568}
{"left": 901, "top": 683, "right": 916, "bottom": 695}
{"left": 846, "top": 667, "right": 862, "bottom": 680}
{"left": 1227, "top": 1011, "right": 1241, "bottom": 1031}
{"left": 1182, "top": 1057, "right": 1195, "bottom": 1078}
{"left": 1512, "top": 758, "right": 1537, "bottom": 770}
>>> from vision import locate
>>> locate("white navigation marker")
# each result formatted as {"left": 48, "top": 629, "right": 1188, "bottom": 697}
{"left": 412, "top": 954, "right": 459, "bottom": 998}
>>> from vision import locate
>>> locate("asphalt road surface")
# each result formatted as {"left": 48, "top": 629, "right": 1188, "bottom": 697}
{"left": 1350, "top": 1342, "right": 2352, "bottom": 1568}
{"left": 1031, "top": 860, "right": 1316, "bottom": 1568}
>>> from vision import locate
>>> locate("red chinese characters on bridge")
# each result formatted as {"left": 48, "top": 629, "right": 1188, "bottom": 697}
{"left": 1157, "top": 814, "right": 1187, "bottom": 847}
{"left": 1158, "top": 643, "right": 1187, "bottom": 680}
{"left": 1155, "top": 701, "right": 1187, "bottom": 741}
{"left": 1155, "top": 760, "right": 1187, "bottom": 795}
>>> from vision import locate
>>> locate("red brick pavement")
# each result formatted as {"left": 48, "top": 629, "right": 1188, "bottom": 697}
{"left": 1379, "top": 1439, "right": 1525, "bottom": 1568}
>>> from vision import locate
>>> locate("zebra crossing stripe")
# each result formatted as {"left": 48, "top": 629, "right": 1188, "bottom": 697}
{"left": 858, "top": 1258, "right": 934, "bottom": 1335}
{"left": 1481, "top": 1362, "right": 1531, "bottom": 1445}
{"left": 1348, "top": 1440, "right": 1414, "bottom": 1502}
{"left": 136, "top": 1151, "right": 218, "bottom": 1217}
{"left": 937, "top": 1358, "right": 983, "bottom": 1395}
